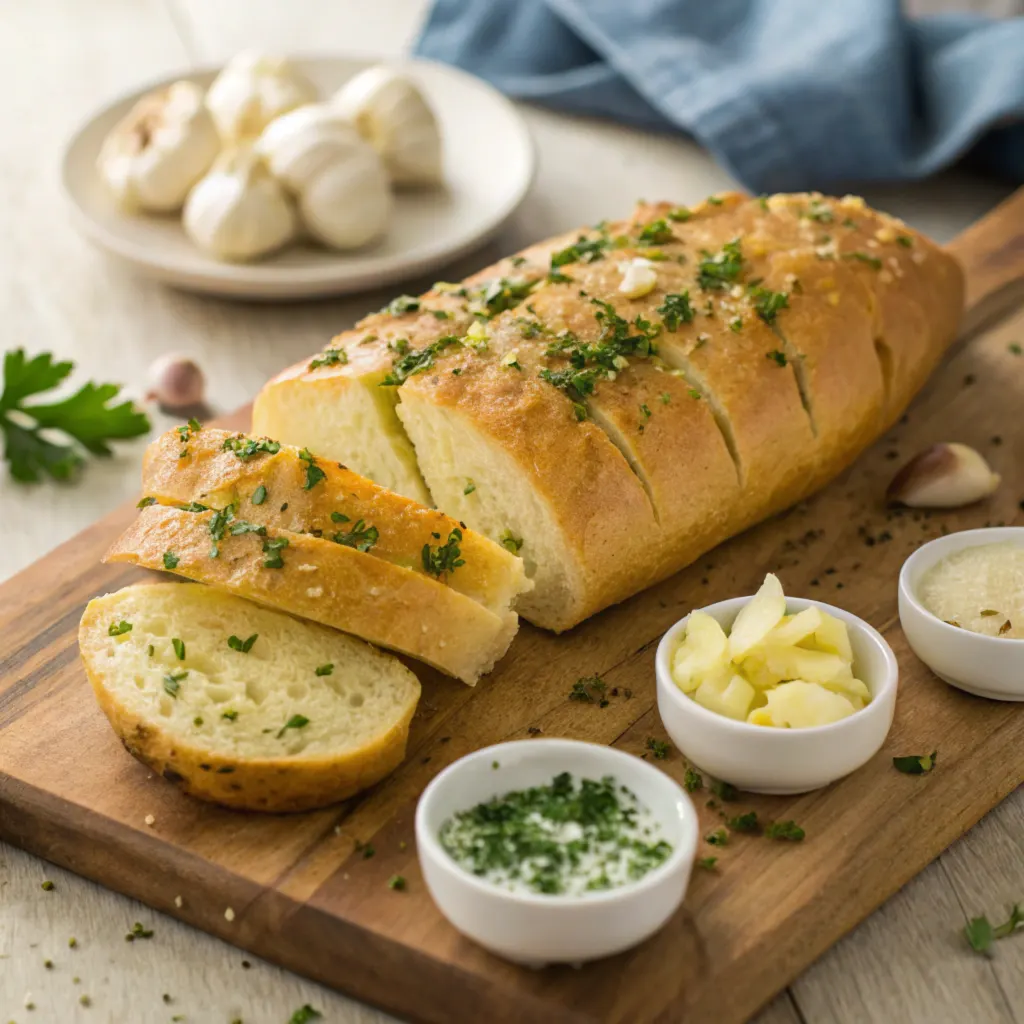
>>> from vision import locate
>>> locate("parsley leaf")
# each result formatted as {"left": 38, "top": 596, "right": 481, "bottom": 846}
{"left": 251, "top": 484, "right": 267, "bottom": 506}
{"left": 705, "top": 828, "right": 728, "bottom": 846}
{"left": 683, "top": 767, "right": 703, "bottom": 792}
{"left": 298, "top": 447, "right": 326, "bottom": 489}
{"left": 379, "top": 335, "right": 458, "bottom": 387}
{"left": 697, "top": 239, "right": 745, "bottom": 290}
{"left": 381, "top": 295, "right": 420, "bottom": 316}
{"left": 171, "top": 638, "right": 185, "bottom": 661}
{"left": 697, "top": 856, "right": 718, "bottom": 870}
{"left": 645, "top": 737, "right": 670, "bottom": 760}
{"left": 500, "top": 529, "right": 523, "bottom": 555}
{"left": 638, "top": 219, "right": 674, "bottom": 245}
{"left": 749, "top": 286, "right": 789, "bottom": 324}
{"left": 767, "top": 350, "right": 788, "bottom": 367}
{"left": 288, "top": 1005, "right": 322, "bottom": 1024}
{"left": 667, "top": 207, "right": 692, "bottom": 222}
{"left": 387, "top": 875, "right": 407, "bottom": 891}
{"left": 0, "top": 349, "right": 149, "bottom": 483}
{"left": 227, "top": 634, "right": 258, "bottom": 653}
{"left": 844, "top": 251, "right": 883, "bottom": 270}
{"left": 422, "top": 528, "right": 465, "bottom": 576}
{"left": 331, "top": 518, "right": 379, "bottom": 552}
{"left": 108, "top": 620, "right": 132, "bottom": 637}
{"left": 314, "top": 663, "right": 333, "bottom": 676}
{"left": 262, "top": 535, "right": 289, "bottom": 569}
{"left": 221, "top": 435, "right": 280, "bottom": 461}
{"left": 657, "top": 292, "right": 695, "bottom": 331}
{"left": 568, "top": 676, "right": 606, "bottom": 704}
{"left": 476, "top": 277, "right": 537, "bottom": 316}
{"left": 163, "top": 551, "right": 179, "bottom": 570}
{"left": 307, "top": 348, "right": 348, "bottom": 371}
{"left": 765, "top": 820, "right": 805, "bottom": 841}
{"left": 162, "top": 671, "right": 186, "bottom": 698}
{"left": 965, "top": 905, "right": 1024, "bottom": 955}
{"left": 893, "top": 751, "right": 937, "bottom": 774}
{"left": 550, "top": 235, "right": 609, "bottom": 269}
{"left": 726, "top": 811, "right": 759, "bottom": 833}
{"left": 278, "top": 714, "right": 310, "bottom": 738}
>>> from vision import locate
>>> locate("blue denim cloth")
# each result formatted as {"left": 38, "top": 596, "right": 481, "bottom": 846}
{"left": 414, "top": 0, "right": 1024, "bottom": 192}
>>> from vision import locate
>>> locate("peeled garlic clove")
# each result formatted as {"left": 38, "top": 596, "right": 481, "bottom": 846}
{"left": 256, "top": 104, "right": 391, "bottom": 249}
{"left": 146, "top": 353, "right": 205, "bottom": 410}
{"left": 331, "top": 66, "right": 442, "bottom": 186}
{"left": 206, "top": 51, "right": 317, "bottom": 142}
{"left": 97, "top": 81, "right": 220, "bottom": 212}
{"left": 887, "top": 442, "right": 1000, "bottom": 508}
{"left": 618, "top": 258, "right": 658, "bottom": 299}
{"left": 183, "top": 145, "right": 297, "bottom": 262}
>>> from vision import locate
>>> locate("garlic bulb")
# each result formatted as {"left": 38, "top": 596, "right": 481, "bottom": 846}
{"left": 256, "top": 104, "right": 391, "bottom": 249}
{"left": 183, "top": 146, "right": 297, "bottom": 262}
{"left": 146, "top": 353, "right": 205, "bottom": 410}
{"left": 619, "top": 258, "right": 658, "bottom": 299}
{"left": 331, "top": 66, "right": 442, "bottom": 186}
{"left": 206, "top": 52, "right": 317, "bottom": 142}
{"left": 97, "top": 81, "right": 220, "bottom": 212}
{"left": 887, "top": 443, "right": 1001, "bottom": 508}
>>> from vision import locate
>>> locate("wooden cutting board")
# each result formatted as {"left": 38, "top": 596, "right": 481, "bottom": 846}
{"left": 3, "top": 189, "right": 1024, "bottom": 1024}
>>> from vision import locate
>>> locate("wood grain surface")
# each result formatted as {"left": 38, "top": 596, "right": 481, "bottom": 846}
{"left": 3, "top": 186, "right": 1024, "bottom": 1022}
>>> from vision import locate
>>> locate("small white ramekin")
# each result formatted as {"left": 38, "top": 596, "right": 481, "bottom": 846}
{"left": 414, "top": 738, "right": 699, "bottom": 966}
{"left": 899, "top": 527, "right": 1024, "bottom": 701}
{"left": 655, "top": 597, "right": 899, "bottom": 794}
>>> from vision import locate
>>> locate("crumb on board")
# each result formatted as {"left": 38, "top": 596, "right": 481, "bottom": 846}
{"left": 144, "top": 814, "right": 155, "bottom": 826}
{"left": 224, "top": 907, "right": 235, "bottom": 922}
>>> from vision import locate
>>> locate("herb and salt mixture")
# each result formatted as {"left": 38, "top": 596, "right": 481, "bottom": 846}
{"left": 439, "top": 772, "right": 673, "bottom": 896}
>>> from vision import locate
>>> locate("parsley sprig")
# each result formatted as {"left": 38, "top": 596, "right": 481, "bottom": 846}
{"left": 697, "top": 239, "right": 745, "bottom": 291}
{"left": 422, "top": 528, "right": 465, "bottom": 576}
{"left": 0, "top": 349, "right": 149, "bottom": 483}
{"left": 965, "top": 904, "right": 1024, "bottom": 955}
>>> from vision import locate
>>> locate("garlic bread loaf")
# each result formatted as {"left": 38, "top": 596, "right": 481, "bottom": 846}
{"left": 253, "top": 192, "right": 964, "bottom": 631}
{"left": 104, "top": 504, "right": 516, "bottom": 685}
{"left": 139, "top": 425, "right": 531, "bottom": 617}
{"left": 79, "top": 583, "right": 421, "bottom": 812}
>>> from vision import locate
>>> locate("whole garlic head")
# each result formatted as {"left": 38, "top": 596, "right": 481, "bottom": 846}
{"left": 256, "top": 104, "right": 391, "bottom": 250}
{"left": 183, "top": 145, "right": 297, "bottom": 262}
{"left": 97, "top": 81, "right": 220, "bottom": 213}
{"left": 331, "top": 66, "right": 442, "bottom": 186}
{"left": 206, "top": 52, "right": 317, "bottom": 142}
{"left": 887, "top": 442, "right": 1001, "bottom": 508}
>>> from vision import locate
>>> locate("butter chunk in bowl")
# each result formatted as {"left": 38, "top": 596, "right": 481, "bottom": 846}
{"left": 655, "top": 575, "right": 898, "bottom": 794}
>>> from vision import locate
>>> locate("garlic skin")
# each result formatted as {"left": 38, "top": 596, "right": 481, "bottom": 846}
{"left": 887, "top": 443, "right": 1001, "bottom": 508}
{"left": 256, "top": 104, "right": 391, "bottom": 249}
{"left": 97, "top": 81, "right": 220, "bottom": 213}
{"left": 146, "top": 353, "right": 205, "bottom": 410}
{"left": 206, "top": 52, "right": 317, "bottom": 142}
{"left": 618, "top": 258, "right": 658, "bottom": 299}
{"left": 331, "top": 67, "right": 442, "bottom": 186}
{"left": 183, "top": 146, "right": 297, "bottom": 262}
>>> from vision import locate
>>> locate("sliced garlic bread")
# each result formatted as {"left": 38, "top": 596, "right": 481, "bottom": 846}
{"left": 139, "top": 426, "right": 531, "bottom": 618}
{"left": 104, "top": 504, "right": 516, "bottom": 685}
{"left": 79, "top": 583, "right": 421, "bottom": 812}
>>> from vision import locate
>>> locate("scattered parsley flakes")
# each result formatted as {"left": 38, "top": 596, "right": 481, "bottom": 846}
{"left": 683, "top": 767, "right": 703, "bottom": 792}
{"left": 896, "top": 234, "right": 914, "bottom": 248}
{"left": 706, "top": 195, "right": 724, "bottom": 206}
{"left": 500, "top": 529, "right": 524, "bottom": 555}
{"left": 278, "top": 714, "right": 310, "bottom": 738}
{"left": 767, "top": 350, "right": 788, "bottom": 367}
{"left": 222, "top": 709, "right": 238, "bottom": 721}
{"left": 463, "top": 480, "right": 476, "bottom": 495}
{"left": 221, "top": 435, "right": 281, "bottom": 461}
{"left": 162, "top": 671, "right": 186, "bottom": 698}
{"left": 706, "top": 828, "right": 728, "bottom": 846}
{"left": 965, "top": 904, "right": 1023, "bottom": 955}
{"left": 381, "top": 295, "right": 420, "bottom": 316}
{"left": 288, "top": 1006, "right": 322, "bottom": 1024}
{"left": 660, "top": 392, "right": 671, "bottom": 404}
{"left": 108, "top": 620, "right": 132, "bottom": 637}
{"left": 804, "top": 199, "right": 834, "bottom": 223}
{"left": 638, "top": 218, "right": 674, "bottom": 245}
{"left": 227, "top": 634, "right": 258, "bottom": 653}
{"left": 315, "top": 664, "right": 333, "bottom": 676}
{"left": 729, "top": 317, "right": 743, "bottom": 333}
{"left": 667, "top": 206, "right": 692, "bottom": 222}
{"left": 298, "top": 447, "right": 326, "bottom": 489}
{"left": 162, "top": 550, "right": 179, "bottom": 570}
{"left": 125, "top": 921, "right": 154, "bottom": 941}
{"left": 657, "top": 291, "right": 695, "bottom": 331}
{"left": 1009, "top": 343, "right": 1022, "bottom": 356}
{"left": 331, "top": 517, "right": 379, "bottom": 552}
{"left": 41, "top": 880, "right": 55, "bottom": 891}
{"left": 568, "top": 676, "right": 607, "bottom": 705}
{"left": 697, "top": 856, "right": 718, "bottom": 870}
{"left": 307, "top": 348, "right": 348, "bottom": 371}
{"left": 380, "top": 335, "right": 459, "bottom": 386}
{"left": 550, "top": 235, "right": 610, "bottom": 270}
{"left": 171, "top": 637, "right": 185, "bottom": 661}
{"left": 710, "top": 779, "right": 739, "bottom": 801}
{"left": 893, "top": 751, "right": 937, "bottom": 774}
{"left": 726, "top": 811, "right": 759, "bottom": 833}
{"left": 749, "top": 285, "right": 789, "bottom": 324}
{"left": 387, "top": 875, "right": 407, "bottom": 891}
{"left": 844, "top": 251, "right": 883, "bottom": 270}
{"left": 262, "top": 535, "right": 289, "bottom": 569}
{"left": 645, "top": 737, "right": 670, "bottom": 760}
{"left": 137, "top": 495, "right": 157, "bottom": 508}
{"left": 765, "top": 820, "right": 805, "bottom": 841}
{"left": 251, "top": 484, "right": 267, "bottom": 505}
{"left": 697, "top": 239, "right": 744, "bottom": 290}
{"left": 422, "top": 528, "right": 465, "bottom": 576}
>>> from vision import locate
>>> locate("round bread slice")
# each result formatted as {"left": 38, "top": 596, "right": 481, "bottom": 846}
{"left": 79, "top": 583, "right": 421, "bottom": 812}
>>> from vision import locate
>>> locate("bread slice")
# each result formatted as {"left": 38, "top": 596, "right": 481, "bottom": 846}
{"left": 139, "top": 426, "right": 531, "bottom": 618}
{"left": 104, "top": 505, "right": 516, "bottom": 685}
{"left": 79, "top": 583, "right": 421, "bottom": 812}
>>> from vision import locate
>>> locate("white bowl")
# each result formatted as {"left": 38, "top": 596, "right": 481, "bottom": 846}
{"left": 655, "top": 597, "right": 899, "bottom": 794}
{"left": 899, "top": 527, "right": 1024, "bottom": 701}
{"left": 61, "top": 56, "right": 535, "bottom": 300}
{"left": 414, "top": 738, "right": 699, "bottom": 966}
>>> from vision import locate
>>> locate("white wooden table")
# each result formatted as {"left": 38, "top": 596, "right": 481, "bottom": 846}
{"left": 1, "top": 2, "right": 1021, "bottom": 1022}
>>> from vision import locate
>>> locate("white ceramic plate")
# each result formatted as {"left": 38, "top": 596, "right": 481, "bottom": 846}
{"left": 61, "top": 56, "right": 535, "bottom": 300}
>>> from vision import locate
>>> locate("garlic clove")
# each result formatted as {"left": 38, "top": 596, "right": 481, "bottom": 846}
{"left": 146, "top": 353, "right": 206, "bottom": 411}
{"left": 331, "top": 66, "right": 442, "bottom": 186}
{"left": 206, "top": 51, "right": 317, "bottom": 142}
{"left": 98, "top": 81, "right": 220, "bottom": 213}
{"left": 256, "top": 104, "right": 391, "bottom": 250}
{"left": 887, "top": 442, "right": 1001, "bottom": 508}
{"left": 183, "top": 145, "right": 297, "bottom": 262}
